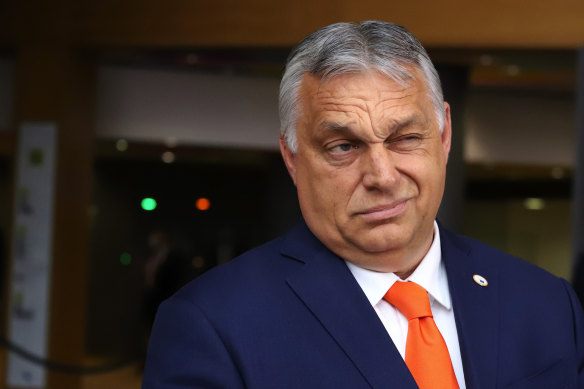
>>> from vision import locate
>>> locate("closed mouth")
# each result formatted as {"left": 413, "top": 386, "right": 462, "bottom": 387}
{"left": 355, "top": 199, "right": 409, "bottom": 221}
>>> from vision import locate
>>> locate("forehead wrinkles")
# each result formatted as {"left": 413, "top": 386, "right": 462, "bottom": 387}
{"left": 298, "top": 73, "right": 430, "bottom": 140}
{"left": 312, "top": 86, "right": 419, "bottom": 137}
{"left": 315, "top": 79, "right": 412, "bottom": 104}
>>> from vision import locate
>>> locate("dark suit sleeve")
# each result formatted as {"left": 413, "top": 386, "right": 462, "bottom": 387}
{"left": 142, "top": 297, "right": 245, "bottom": 389}
{"left": 561, "top": 279, "right": 584, "bottom": 388}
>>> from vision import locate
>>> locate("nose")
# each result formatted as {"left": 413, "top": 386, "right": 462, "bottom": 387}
{"left": 361, "top": 144, "right": 400, "bottom": 191}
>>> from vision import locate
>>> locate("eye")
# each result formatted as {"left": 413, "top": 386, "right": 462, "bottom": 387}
{"left": 388, "top": 133, "right": 424, "bottom": 151}
{"left": 331, "top": 143, "right": 355, "bottom": 153}
{"left": 324, "top": 141, "right": 359, "bottom": 160}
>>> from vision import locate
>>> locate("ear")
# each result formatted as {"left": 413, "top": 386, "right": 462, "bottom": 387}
{"left": 441, "top": 102, "right": 452, "bottom": 161}
{"left": 279, "top": 136, "right": 297, "bottom": 186}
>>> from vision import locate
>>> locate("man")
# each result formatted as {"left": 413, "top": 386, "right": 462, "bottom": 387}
{"left": 143, "top": 21, "right": 584, "bottom": 388}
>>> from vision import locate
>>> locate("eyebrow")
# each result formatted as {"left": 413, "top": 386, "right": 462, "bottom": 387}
{"left": 321, "top": 121, "right": 352, "bottom": 133}
{"left": 320, "top": 114, "right": 422, "bottom": 135}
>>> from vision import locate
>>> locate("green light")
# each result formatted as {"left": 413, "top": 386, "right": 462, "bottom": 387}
{"left": 116, "top": 139, "right": 128, "bottom": 152}
{"left": 141, "top": 198, "right": 157, "bottom": 211}
{"left": 120, "top": 252, "right": 132, "bottom": 265}
{"left": 524, "top": 198, "right": 545, "bottom": 211}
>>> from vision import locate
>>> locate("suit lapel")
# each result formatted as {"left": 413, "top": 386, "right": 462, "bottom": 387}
{"left": 281, "top": 222, "right": 418, "bottom": 389}
{"left": 441, "top": 228, "right": 500, "bottom": 389}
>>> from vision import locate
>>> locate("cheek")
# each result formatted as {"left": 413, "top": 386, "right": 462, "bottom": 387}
{"left": 397, "top": 155, "right": 445, "bottom": 197}
{"left": 296, "top": 161, "right": 334, "bottom": 205}
{"left": 302, "top": 165, "right": 360, "bottom": 215}
{"left": 314, "top": 173, "right": 352, "bottom": 209}
{"left": 416, "top": 162, "right": 447, "bottom": 205}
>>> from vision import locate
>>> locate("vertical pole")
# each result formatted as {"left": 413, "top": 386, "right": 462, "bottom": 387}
{"left": 572, "top": 47, "right": 584, "bottom": 305}
{"left": 7, "top": 46, "right": 95, "bottom": 389}
{"left": 437, "top": 65, "right": 469, "bottom": 233}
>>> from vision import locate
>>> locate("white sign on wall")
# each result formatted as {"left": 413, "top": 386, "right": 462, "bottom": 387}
{"left": 7, "top": 123, "right": 57, "bottom": 388}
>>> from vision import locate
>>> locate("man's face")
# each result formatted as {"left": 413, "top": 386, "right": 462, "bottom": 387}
{"left": 280, "top": 70, "right": 451, "bottom": 274}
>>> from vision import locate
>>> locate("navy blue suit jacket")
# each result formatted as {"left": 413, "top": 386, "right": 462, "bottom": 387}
{"left": 143, "top": 221, "right": 584, "bottom": 388}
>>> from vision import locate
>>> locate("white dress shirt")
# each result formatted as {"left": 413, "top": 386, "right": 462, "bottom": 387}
{"left": 345, "top": 222, "right": 466, "bottom": 388}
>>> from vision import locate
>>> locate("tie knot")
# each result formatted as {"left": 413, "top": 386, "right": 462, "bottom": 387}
{"left": 383, "top": 281, "right": 432, "bottom": 320}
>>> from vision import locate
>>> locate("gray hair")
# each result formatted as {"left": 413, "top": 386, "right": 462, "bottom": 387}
{"left": 279, "top": 21, "right": 445, "bottom": 153}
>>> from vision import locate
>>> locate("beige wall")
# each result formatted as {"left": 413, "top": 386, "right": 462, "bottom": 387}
{"left": 465, "top": 199, "right": 573, "bottom": 279}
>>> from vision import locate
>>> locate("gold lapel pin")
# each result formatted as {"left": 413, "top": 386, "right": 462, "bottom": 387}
{"left": 473, "top": 274, "right": 488, "bottom": 287}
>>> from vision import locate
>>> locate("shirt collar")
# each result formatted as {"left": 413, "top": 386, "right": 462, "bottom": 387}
{"left": 345, "top": 221, "right": 452, "bottom": 310}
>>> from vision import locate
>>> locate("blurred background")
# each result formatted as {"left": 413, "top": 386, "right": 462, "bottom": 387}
{"left": 0, "top": 1, "right": 584, "bottom": 388}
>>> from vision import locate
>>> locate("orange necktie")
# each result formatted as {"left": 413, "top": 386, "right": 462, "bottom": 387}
{"left": 384, "top": 281, "right": 459, "bottom": 389}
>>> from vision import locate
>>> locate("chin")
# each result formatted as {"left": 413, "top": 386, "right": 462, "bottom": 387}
{"left": 347, "top": 228, "right": 409, "bottom": 254}
{"left": 360, "top": 240, "right": 405, "bottom": 254}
